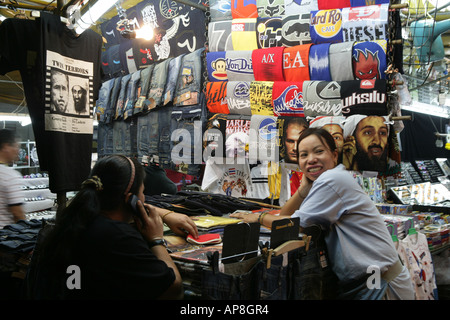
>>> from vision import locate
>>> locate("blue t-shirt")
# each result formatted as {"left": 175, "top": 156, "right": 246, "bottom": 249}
{"left": 292, "top": 164, "right": 398, "bottom": 283}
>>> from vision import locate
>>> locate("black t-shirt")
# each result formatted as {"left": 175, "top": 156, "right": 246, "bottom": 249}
{"left": 0, "top": 13, "right": 102, "bottom": 193}
{"left": 73, "top": 215, "right": 175, "bottom": 299}
{"left": 340, "top": 79, "right": 388, "bottom": 116}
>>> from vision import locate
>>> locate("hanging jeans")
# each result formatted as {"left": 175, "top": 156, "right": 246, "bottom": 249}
{"left": 170, "top": 93, "right": 207, "bottom": 176}
{"left": 113, "top": 118, "right": 137, "bottom": 157}
{"left": 97, "top": 122, "right": 114, "bottom": 158}
{"left": 137, "top": 110, "right": 159, "bottom": 162}
{"left": 158, "top": 105, "right": 174, "bottom": 167}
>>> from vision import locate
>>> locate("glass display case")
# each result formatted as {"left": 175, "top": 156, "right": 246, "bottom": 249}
{"left": 389, "top": 182, "right": 450, "bottom": 206}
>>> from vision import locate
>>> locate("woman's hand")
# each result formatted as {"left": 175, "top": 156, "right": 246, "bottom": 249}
{"left": 163, "top": 211, "right": 199, "bottom": 239}
{"left": 134, "top": 200, "right": 164, "bottom": 242}
{"left": 297, "top": 173, "right": 313, "bottom": 199}
{"left": 229, "top": 211, "right": 259, "bottom": 223}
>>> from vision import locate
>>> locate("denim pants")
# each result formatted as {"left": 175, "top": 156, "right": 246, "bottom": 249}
{"left": 123, "top": 70, "right": 141, "bottom": 119}
{"left": 113, "top": 118, "right": 137, "bottom": 156}
{"left": 170, "top": 93, "right": 207, "bottom": 176}
{"left": 96, "top": 79, "right": 114, "bottom": 123}
{"left": 174, "top": 48, "right": 205, "bottom": 107}
{"left": 107, "top": 76, "right": 122, "bottom": 123}
{"left": 136, "top": 110, "right": 159, "bottom": 162}
{"left": 148, "top": 59, "right": 171, "bottom": 109}
{"left": 157, "top": 105, "right": 173, "bottom": 167}
{"left": 163, "top": 54, "right": 185, "bottom": 106}
{"left": 201, "top": 257, "right": 264, "bottom": 300}
{"left": 97, "top": 122, "right": 114, "bottom": 158}
{"left": 115, "top": 73, "right": 132, "bottom": 119}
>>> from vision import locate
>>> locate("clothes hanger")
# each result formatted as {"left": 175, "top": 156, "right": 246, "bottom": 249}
{"left": 407, "top": 218, "right": 418, "bottom": 236}
{"left": 388, "top": 224, "right": 398, "bottom": 242}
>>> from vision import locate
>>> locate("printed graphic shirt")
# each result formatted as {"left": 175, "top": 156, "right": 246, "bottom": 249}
{"left": 341, "top": 4, "right": 389, "bottom": 42}
{"left": 257, "top": 0, "right": 285, "bottom": 17}
{"left": 249, "top": 115, "right": 279, "bottom": 162}
{"left": 207, "top": 51, "right": 228, "bottom": 82}
{"left": 231, "top": 0, "right": 259, "bottom": 18}
{"left": 310, "top": 8, "right": 344, "bottom": 44}
{"left": 272, "top": 81, "right": 305, "bottom": 117}
{"left": 226, "top": 50, "right": 255, "bottom": 81}
{"left": 281, "top": 14, "right": 312, "bottom": 47}
{"left": 282, "top": 44, "right": 312, "bottom": 82}
{"left": 340, "top": 79, "right": 388, "bottom": 116}
{"left": 352, "top": 40, "right": 387, "bottom": 80}
{"left": 252, "top": 47, "right": 285, "bottom": 81}
{"left": 250, "top": 81, "right": 275, "bottom": 115}
{"left": 231, "top": 18, "right": 259, "bottom": 51}
{"left": 256, "top": 17, "right": 283, "bottom": 48}
{"left": 226, "top": 81, "right": 253, "bottom": 115}
{"left": 206, "top": 81, "right": 230, "bottom": 114}
{"left": 208, "top": 21, "right": 234, "bottom": 52}
{"left": 302, "top": 80, "right": 342, "bottom": 117}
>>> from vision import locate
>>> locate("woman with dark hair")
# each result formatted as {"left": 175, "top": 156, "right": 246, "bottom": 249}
{"left": 231, "top": 128, "right": 414, "bottom": 300}
{"left": 32, "top": 155, "right": 196, "bottom": 299}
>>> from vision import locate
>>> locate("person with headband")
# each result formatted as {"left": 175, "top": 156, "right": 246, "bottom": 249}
{"left": 231, "top": 128, "right": 414, "bottom": 300}
{"left": 29, "top": 155, "right": 198, "bottom": 299}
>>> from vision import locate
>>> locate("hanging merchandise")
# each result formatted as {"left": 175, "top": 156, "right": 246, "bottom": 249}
{"left": 397, "top": 227, "right": 438, "bottom": 300}
{"left": 352, "top": 40, "right": 387, "bottom": 80}
{"left": 284, "top": 0, "right": 318, "bottom": 13}
{"left": 147, "top": 58, "right": 172, "bottom": 109}
{"left": 309, "top": 43, "right": 332, "bottom": 81}
{"left": 208, "top": 20, "right": 234, "bottom": 52}
{"left": 225, "top": 50, "right": 255, "bottom": 81}
{"left": 248, "top": 115, "right": 279, "bottom": 163}
{"left": 226, "top": 81, "right": 253, "bottom": 116}
{"left": 281, "top": 13, "right": 312, "bottom": 47}
{"left": 256, "top": 0, "right": 285, "bottom": 17}
{"left": 119, "top": 39, "right": 138, "bottom": 74}
{"left": 252, "top": 46, "right": 285, "bottom": 81}
{"left": 341, "top": 4, "right": 389, "bottom": 42}
{"left": 302, "top": 81, "right": 343, "bottom": 117}
{"left": 206, "top": 81, "right": 230, "bottom": 114}
{"left": 317, "top": 0, "right": 350, "bottom": 10}
{"left": 206, "top": 52, "right": 228, "bottom": 82}
{"left": 256, "top": 17, "right": 283, "bottom": 48}
{"left": 134, "top": 64, "right": 155, "bottom": 113}
{"left": 272, "top": 81, "right": 305, "bottom": 117}
{"left": 231, "top": 0, "right": 259, "bottom": 19}
{"left": 209, "top": 0, "right": 233, "bottom": 22}
{"left": 282, "top": 43, "right": 312, "bottom": 82}
{"left": 328, "top": 41, "right": 355, "bottom": 81}
{"left": 309, "top": 8, "right": 344, "bottom": 44}
{"left": 163, "top": 54, "right": 185, "bottom": 106}
{"left": 231, "top": 18, "right": 259, "bottom": 50}
{"left": 340, "top": 79, "right": 388, "bottom": 116}
{"left": 0, "top": 13, "right": 102, "bottom": 194}
{"left": 250, "top": 81, "right": 275, "bottom": 115}
{"left": 277, "top": 116, "right": 309, "bottom": 164}
{"left": 201, "top": 158, "right": 254, "bottom": 198}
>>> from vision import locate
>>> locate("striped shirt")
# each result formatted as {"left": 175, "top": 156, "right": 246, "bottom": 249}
{"left": 0, "top": 164, "right": 25, "bottom": 228}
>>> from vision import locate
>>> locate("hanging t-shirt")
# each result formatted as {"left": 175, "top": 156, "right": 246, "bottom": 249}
{"left": 252, "top": 47, "right": 285, "bottom": 81}
{"left": 104, "top": 45, "right": 123, "bottom": 78}
{"left": 224, "top": 115, "right": 252, "bottom": 159}
{"left": 284, "top": 0, "right": 318, "bottom": 13}
{"left": 208, "top": 21, "right": 234, "bottom": 52}
{"left": 132, "top": 38, "right": 157, "bottom": 69}
{"left": 231, "top": 18, "right": 259, "bottom": 51}
{"left": 341, "top": 4, "right": 389, "bottom": 42}
{"left": 398, "top": 233, "right": 437, "bottom": 300}
{"left": 257, "top": 0, "right": 285, "bottom": 17}
{"left": 256, "top": 17, "right": 283, "bottom": 48}
{"left": 0, "top": 13, "right": 102, "bottom": 193}
{"left": 226, "top": 81, "right": 252, "bottom": 116}
{"left": 202, "top": 159, "right": 254, "bottom": 198}
{"left": 204, "top": 113, "right": 228, "bottom": 159}
{"left": 350, "top": 0, "right": 390, "bottom": 6}
{"left": 225, "top": 50, "right": 255, "bottom": 81}
{"left": 250, "top": 161, "right": 270, "bottom": 199}
{"left": 119, "top": 39, "right": 138, "bottom": 75}
{"left": 302, "top": 80, "right": 342, "bottom": 117}
{"left": 231, "top": 0, "right": 259, "bottom": 19}
{"left": 209, "top": 0, "right": 233, "bottom": 21}
{"left": 206, "top": 81, "right": 230, "bottom": 114}
{"left": 272, "top": 81, "right": 305, "bottom": 117}
{"left": 310, "top": 8, "right": 344, "bottom": 44}
{"left": 281, "top": 13, "right": 312, "bottom": 47}
{"left": 340, "top": 79, "right": 388, "bottom": 116}
{"left": 207, "top": 52, "right": 228, "bottom": 82}
{"left": 329, "top": 41, "right": 355, "bottom": 81}
{"left": 282, "top": 44, "right": 312, "bottom": 82}
{"left": 352, "top": 40, "right": 387, "bottom": 80}
{"left": 248, "top": 115, "right": 279, "bottom": 162}
{"left": 250, "top": 81, "right": 275, "bottom": 115}
{"left": 279, "top": 162, "right": 303, "bottom": 206}
{"left": 317, "top": 0, "right": 350, "bottom": 10}
{"left": 99, "top": 15, "right": 122, "bottom": 48}
{"left": 309, "top": 43, "right": 332, "bottom": 81}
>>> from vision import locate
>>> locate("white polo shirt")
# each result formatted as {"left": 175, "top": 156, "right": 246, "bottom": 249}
{"left": 0, "top": 164, "right": 25, "bottom": 228}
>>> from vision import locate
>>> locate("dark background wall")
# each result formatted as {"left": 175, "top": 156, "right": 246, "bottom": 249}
{"left": 399, "top": 110, "right": 450, "bottom": 162}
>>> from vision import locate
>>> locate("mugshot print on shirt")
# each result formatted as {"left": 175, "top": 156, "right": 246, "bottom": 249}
{"left": 45, "top": 50, "right": 94, "bottom": 134}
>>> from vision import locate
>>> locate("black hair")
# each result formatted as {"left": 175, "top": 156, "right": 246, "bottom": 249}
{"left": 296, "top": 128, "right": 337, "bottom": 159}
{"left": 39, "top": 155, "right": 145, "bottom": 273}
{"left": 0, "top": 129, "right": 17, "bottom": 149}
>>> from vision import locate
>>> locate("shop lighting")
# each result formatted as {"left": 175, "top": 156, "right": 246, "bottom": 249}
{"left": 135, "top": 25, "right": 154, "bottom": 41}
{"left": 0, "top": 114, "right": 32, "bottom": 126}
{"left": 401, "top": 100, "right": 450, "bottom": 119}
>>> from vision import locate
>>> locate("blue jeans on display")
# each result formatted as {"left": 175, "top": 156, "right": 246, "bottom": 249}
{"left": 137, "top": 110, "right": 159, "bottom": 162}
{"left": 97, "top": 122, "right": 114, "bottom": 158}
{"left": 174, "top": 48, "right": 205, "bottom": 107}
{"left": 170, "top": 93, "right": 207, "bottom": 176}
{"left": 113, "top": 118, "right": 137, "bottom": 156}
{"left": 96, "top": 79, "right": 114, "bottom": 123}
{"left": 201, "top": 258, "right": 264, "bottom": 300}
{"left": 157, "top": 105, "right": 173, "bottom": 167}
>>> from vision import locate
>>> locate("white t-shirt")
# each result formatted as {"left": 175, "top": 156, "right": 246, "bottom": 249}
{"left": 0, "top": 164, "right": 25, "bottom": 228}
{"left": 292, "top": 164, "right": 414, "bottom": 299}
